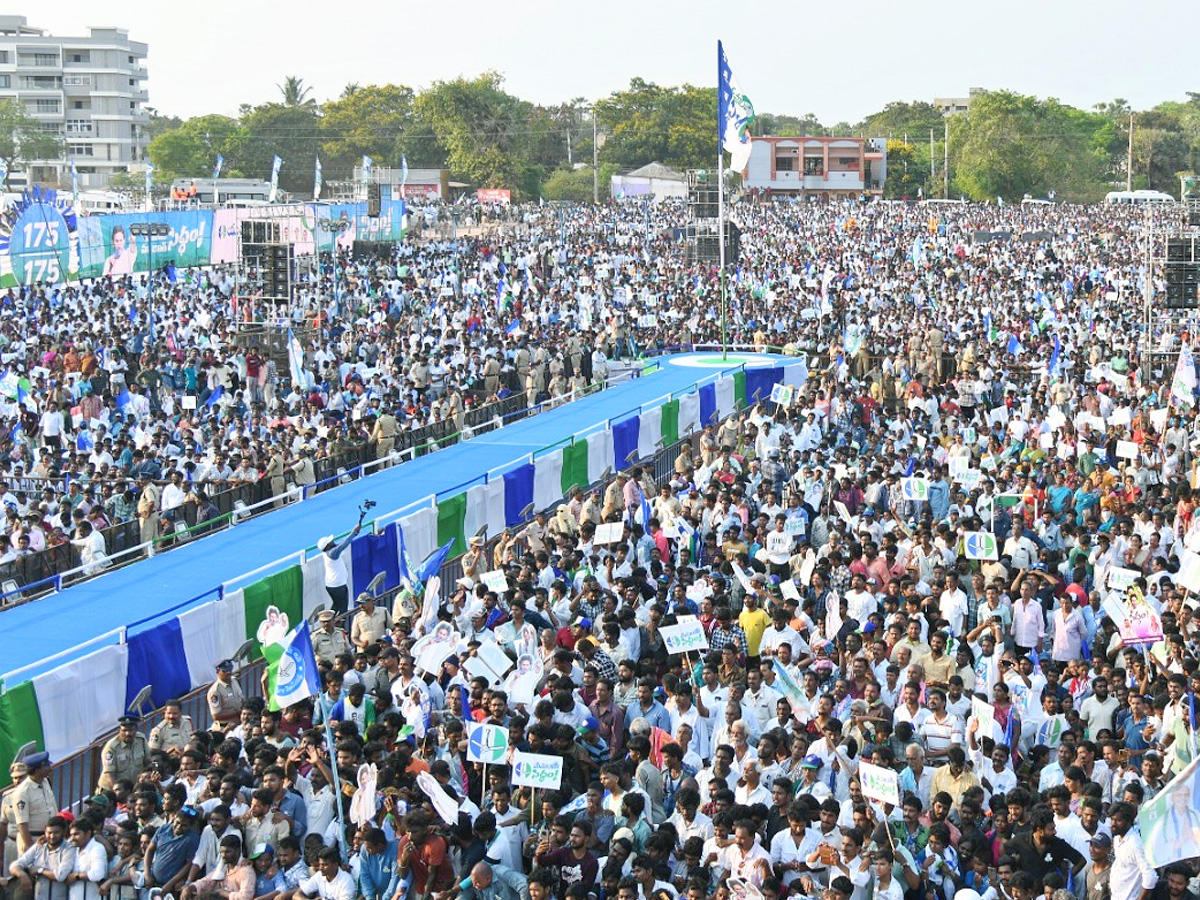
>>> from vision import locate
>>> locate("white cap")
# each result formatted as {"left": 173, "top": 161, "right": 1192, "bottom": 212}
{"left": 317, "top": 535, "right": 334, "bottom": 551}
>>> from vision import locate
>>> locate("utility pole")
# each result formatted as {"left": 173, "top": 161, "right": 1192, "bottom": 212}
{"left": 930, "top": 128, "right": 935, "bottom": 194}
{"left": 592, "top": 106, "right": 599, "bottom": 205}
{"left": 566, "top": 129, "right": 572, "bottom": 168}
{"left": 1127, "top": 112, "right": 1134, "bottom": 192}
{"left": 944, "top": 118, "right": 949, "bottom": 198}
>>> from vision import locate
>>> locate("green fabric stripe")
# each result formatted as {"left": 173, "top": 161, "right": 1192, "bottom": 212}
{"left": 733, "top": 370, "right": 747, "bottom": 409}
{"left": 660, "top": 399, "right": 680, "bottom": 447}
{"left": 561, "top": 440, "right": 590, "bottom": 495}
{"left": 243, "top": 566, "right": 304, "bottom": 660}
{"left": 0, "top": 681, "right": 45, "bottom": 789}
{"left": 437, "top": 492, "right": 467, "bottom": 558}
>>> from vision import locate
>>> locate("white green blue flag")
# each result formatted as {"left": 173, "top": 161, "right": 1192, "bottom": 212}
{"left": 717, "top": 41, "right": 756, "bottom": 174}
{"left": 263, "top": 621, "right": 320, "bottom": 711}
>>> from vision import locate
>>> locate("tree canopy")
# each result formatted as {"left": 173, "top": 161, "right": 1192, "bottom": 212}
{"left": 134, "top": 75, "right": 1200, "bottom": 202}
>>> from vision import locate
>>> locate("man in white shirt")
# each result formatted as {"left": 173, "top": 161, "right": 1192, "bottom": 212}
{"left": 1107, "top": 802, "right": 1156, "bottom": 900}
{"left": 160, "top": 470, "right": 188, "bottom": 527}
{"left": 295, "top": 847, "right": 356, "bottom": 900}
{"left": 66, "top": 819, "right": 107, "bottom": 900}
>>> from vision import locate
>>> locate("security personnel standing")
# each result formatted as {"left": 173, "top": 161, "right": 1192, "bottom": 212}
{"left": 98, "top": 716, "right": 149, "bottom": 791}
{"left": 207, "top": 659, "right": 243, "bottom": 730}
{"left": 370, "top": 411, "right": 398, "bottom": 461}
{"left": 312, "top": 610, "right": 349, "bottom": 663}
{"left": 137, "top": 473, "right": 161, "bottom": 548}
{"left": 2, "top": 760, "right": 27, "bottom": 871}
{"left": 11, "top": 751, "right": 55, "bottom": 855}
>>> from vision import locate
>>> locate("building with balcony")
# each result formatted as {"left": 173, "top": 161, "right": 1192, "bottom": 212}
{"left": 742, "top": 136, "right": 886, "bottom": 199}
{"left": 0, "top": 16, "right": 148, "bottom": 189}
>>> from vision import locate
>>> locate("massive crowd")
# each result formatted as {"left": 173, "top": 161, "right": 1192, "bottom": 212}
{"left": 2, "top": 194, "right": 1199, "bottom": 900}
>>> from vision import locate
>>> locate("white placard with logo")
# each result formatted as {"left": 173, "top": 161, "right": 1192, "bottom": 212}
{"left": 858, "top": 761, "right": 900, "bottom": 806}
{"left": 661, "top": 619, "right": 710, "bottom": 654}
{"left": 511, "top": 750, "right": 563, "bottom": 789}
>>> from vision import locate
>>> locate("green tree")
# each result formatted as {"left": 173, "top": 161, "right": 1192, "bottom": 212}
{"left": 857, "top": 101, "right": 945, "bottom": 140}
{"left": 883, "top": 139, "right": 929, "bottom": 199}
{"left": 540, "top": 164, "right": 617, "bottom": 202}
{"left": 320, "top": 84, "right": 416, "bottom": 177}
{"left": 0, "top": 98, "right": 63, "bottom": 183}
{"left": 147, "top": 114, "right": 245, "bottom": 180}
{"left": 413, "top": 72, "right": 535, "bottom": 194}
{"left": 948, "top": 90, "right": 1109, "bottom": 202}
{"left": 239, "top": 103, "right": 323, "bottom": 195}
{"left": 595, "top": 79, "right": 716, "bottom": 172}
{"left": 754, "top": 112, "right": 823, "bottom": 136}
{"left": 278, "top": 76, "right": 316, "bottom": 109}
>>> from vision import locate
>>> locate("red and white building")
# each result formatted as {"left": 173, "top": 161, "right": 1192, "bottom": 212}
{"left": 741, "top": 135, "right": 886, "bottom": 199}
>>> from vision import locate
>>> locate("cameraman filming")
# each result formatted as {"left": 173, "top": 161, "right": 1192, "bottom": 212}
{"left": 315, "top": 505, "right": 370, "bottom": 615}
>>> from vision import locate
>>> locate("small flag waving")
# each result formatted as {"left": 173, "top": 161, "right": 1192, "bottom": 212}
{"left": 70, "top": 159, "right": 78, "bottom": 204}
{"left": 287, "top": 328, "right": 306, "bottom": 389}
{"left": 1048, "top": 334, "right": 1062, "bottom": 379}
{"left": 400, "top": 155, "right": 409, "bottom": 199}
{"left": 313, "top": 156, "right": 323, "bottom": 202}
{"left": 264, "top": 621, "right": 321, "bottom": 711}
{"left": 268, "top": 155, "right": 283, "bottom": 203}
{"left": 213, "top": 153, "right": 224, "bottom": 181}
{"left": 718, "top": 41, "right": 756, "bottom": 174}
{"left": 415, "top": 538, "right": 455, "bottom": 584}
{"left": 362, "top": 155, "right": 373, "bottom": 183}
{"left": 145, "top": 161, "right": 154, "bottom": 198}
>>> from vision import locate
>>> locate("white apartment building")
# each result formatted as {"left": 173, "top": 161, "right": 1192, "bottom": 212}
{"left": 0, "top": 15, "right": 148, "bottom": 189}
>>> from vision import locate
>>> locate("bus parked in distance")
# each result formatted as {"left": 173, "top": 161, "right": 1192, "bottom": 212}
{"left": 1105, "top": 189, "right": 1176, "bottom": 204}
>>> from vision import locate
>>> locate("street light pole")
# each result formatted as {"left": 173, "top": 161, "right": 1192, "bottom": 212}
{"left": 129, "top": 221, "right": 170, "bottom": 344}
{"left": 592, "top": 106, "right": 599, "bottom": 205}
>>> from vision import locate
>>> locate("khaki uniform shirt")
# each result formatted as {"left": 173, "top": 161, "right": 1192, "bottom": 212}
{"left": 207, "top": 678, "right": 244, "bottom": 726}
{"left": 12, "top": 777, "right": 56, "bottom": 851}
{"left": 148, "top": 718, "right": 194, "bottom": 755}
{"left": 312, "top": 627, "right": 350, "bottom": 663}
{"left": 98, "top": 735, "right": 149, "bottom": 790}
{"left": 350, "top": 607, "right": 392, "bottom": 647}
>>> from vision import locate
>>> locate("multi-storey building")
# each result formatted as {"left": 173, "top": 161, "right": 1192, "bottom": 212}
{"left": 0, "top": 15, "right": 148, "bottom": 189}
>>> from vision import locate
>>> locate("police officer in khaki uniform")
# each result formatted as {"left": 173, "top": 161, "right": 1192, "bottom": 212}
{"left": 207, "top": 659, "right": 243, "bottom": 730}
{"left": 349, "top": 594, "right": 392, "bottom": 650}
{"left": 148, "top": 699, "right": 193, "bottom": 758}
{"left": 98, "top": 716, "right": 149, "bottom": 791}
{"left": 136, "top": 473, "right": 161, "bottom": 548}
{"left": 482, "top": 354, "right": 501, "bottom": 396}
{"left": 2, "top": 760, "right": 27, "bottom": 871}
{"left": 11, "top": 751, "right": 55, "bottom": 855}
{"left": 311, "top": 610, "right": 349, "bottom": 663}
{"left": 370, "top": 411, "right": 398, "bottom": 461}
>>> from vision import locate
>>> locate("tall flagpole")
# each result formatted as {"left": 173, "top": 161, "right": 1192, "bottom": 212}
{"left": 717, "top": 42, "right": 727, "bottom": 361}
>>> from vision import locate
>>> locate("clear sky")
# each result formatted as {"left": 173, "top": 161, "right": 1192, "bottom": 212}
{"left": 26, "top": 0, "right": 1197, "bottom": 123}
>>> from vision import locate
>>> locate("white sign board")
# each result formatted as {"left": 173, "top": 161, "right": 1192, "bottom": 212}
{"left": 1108, "top": 566, "right": 1141, "bottom": 595}
{"left": 661, "top": 619, "right": 710, "bottom": 654}
{"left": 858, "top": 760, "right": 900, "bottom": 806}
{"left": 594, "top": 522, "right": 625, "bottom": 545}
{"left": 511, "top": 749, "right": 563, "bottom": 789}
{"left": 1177, "top": 549, "right": 1200, "bottom": 595}
{"left": 480, "top": 570, "right": 509, "bottom": 593}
